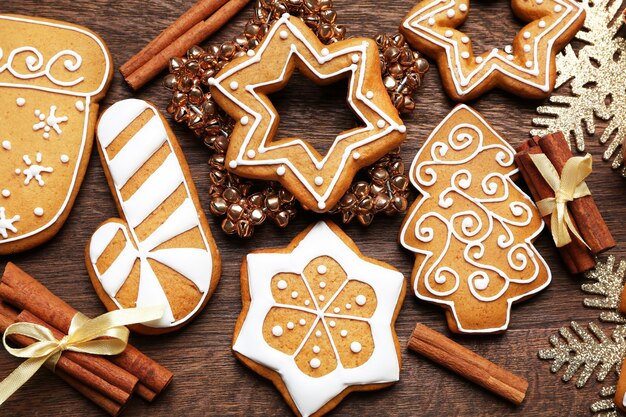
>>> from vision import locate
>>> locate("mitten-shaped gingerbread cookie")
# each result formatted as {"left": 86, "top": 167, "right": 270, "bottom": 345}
{"left": 400, "top": 105, "right": 551, "bottom": 333}
{"left": 86, "top": 99, "right": 221, "bottom": 335}
{"left": 0, "top": 15, "right": 112, "bottom": 254}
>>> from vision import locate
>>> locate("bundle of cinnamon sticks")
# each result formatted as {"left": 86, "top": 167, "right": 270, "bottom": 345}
{"left": 0, "top": 263, "right": 173, "bottom": 416}
{"left": 514, "top": 132, "right": 615, "bottom": 274}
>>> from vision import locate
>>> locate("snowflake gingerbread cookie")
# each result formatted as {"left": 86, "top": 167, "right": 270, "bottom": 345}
{"left": 233, "top": 221, "right": 405, "bottom": 417}
{"left": 209, "top": 13, "right": 407, "bottom": 212}
{"left": 0, "top": 14, "right": 112, "bottom": 254}
{"left": 399, "top": 0, "right": 585, "bottom": 101}
{"left": 399, "top": 105, "right": 552, "bottom": 333}
{"left": 86, "top": 99, "right": 221, "bottom": 335}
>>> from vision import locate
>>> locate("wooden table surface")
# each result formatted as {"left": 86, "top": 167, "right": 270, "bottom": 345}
{"left": 2, "top": 1, "right": 625, "bottom": 416}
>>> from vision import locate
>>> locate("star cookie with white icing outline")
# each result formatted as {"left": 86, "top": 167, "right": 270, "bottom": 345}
{"left": 210, "top": 14, "right": 407, "bottom": 212}
{"left": 233, "top": 221, "right": 405, "bottom": 417}
{"left": 400, "top": 0, "right": 585, "bottom": 101}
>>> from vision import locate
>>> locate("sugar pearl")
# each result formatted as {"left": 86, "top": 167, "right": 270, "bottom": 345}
{"left": 277, "top": 280, "right": 287, "bottom": 290}
{"left": 272, "top": 326, "right": 283, "bottom": 337}
{"left": 310, "top": 358, "right": 321, "bottom": 369}
{"left": 350, "top": 342, "right": 362, "bottom": 353}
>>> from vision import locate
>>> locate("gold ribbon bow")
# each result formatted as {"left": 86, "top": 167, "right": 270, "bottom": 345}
{"left": 0, "top": 305, "right": 164, "bottom": 405}
{"left": 529, "top": 153, "right": 592, "bottom": 248}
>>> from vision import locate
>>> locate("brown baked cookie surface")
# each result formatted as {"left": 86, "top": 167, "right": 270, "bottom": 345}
{"left": 233, "top": 221, "right": 405, "bottom": 417}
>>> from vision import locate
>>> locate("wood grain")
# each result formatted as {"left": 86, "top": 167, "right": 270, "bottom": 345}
{"left": 1, "top": 1, "right": 625, "bottom": 416}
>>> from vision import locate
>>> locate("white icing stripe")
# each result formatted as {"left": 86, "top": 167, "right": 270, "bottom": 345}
{"left": 234, "top": 222, "right": 404, "bottom": 417}
{"left": 136, "top": 258, "right": 176, "bottom": 326}
{"left": 149, "top": 248, "right": 213, "bottom": 293}
{"left": 99, "top": 241, "right": 137, "bottom": 296}
{"left": 141, "top": 198, "right": 198, "bottom": 252}
{"left": 122, "top": 153, "right": 184, "bottom": 228}
{"left": 97, "top": 102, "right": 147, "bottom": 148}
{"left": 89, "top": 221, "right": 120, "bottom": 261}
{"left": 107, "top": 116, "right": 168, "bottom": 188}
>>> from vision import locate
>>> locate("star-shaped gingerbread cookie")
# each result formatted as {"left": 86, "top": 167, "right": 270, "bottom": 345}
{"left": 400, "top": 0, "right": 585, "bottom": 101}
{"left": 209, "top": 14, "right": 407, "bottom": 212}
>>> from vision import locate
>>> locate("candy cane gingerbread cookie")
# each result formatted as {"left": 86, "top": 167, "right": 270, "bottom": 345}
{"left": 0, "top": 15, "right": 112, "bottom": 254}
{"left": 234, "top": 221, "right": 405, "bottom": 417}
{"left": 209, "top": 14, "right": 407, "bottom": 212}
{"left": 86, "top": 99, "right": 221, "bottom": 335}
{"left": 400, "top": 0, "right": 585, "bottom": 101}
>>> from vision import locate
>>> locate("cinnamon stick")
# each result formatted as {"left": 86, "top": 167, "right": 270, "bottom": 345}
{"left": 120, "top": 0, "right": 229, "bottom": 78}
{"left": 124, "top": 0, "right": 252, "bottom": 90}
{"left": 536, "top": 132, "right": 615, "bottom": 254}
{"left": 407, "top": 323, "right": 528, "bottom": 405}
{"left": 0, "top": 263, "right": 173, "bottom": 401}
{"left": 514, "top": 144, "right": 596, "bottom": 274}
{"left": 56, "top": 370, "right": 124, "bottom": 417}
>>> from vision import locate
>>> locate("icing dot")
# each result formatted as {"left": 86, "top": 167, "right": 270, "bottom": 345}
{"left": 506, "top": 54, "right": 514, "bottom": 61}
{"left": 230, "top": 81, "right": 239, "bottom": 90}
{"left": 247, "top": 49, "right": 255, "bottom": 57}
{"left": 554, "top": 5, "right": 562, "bottom": 12}
{"left": 16, "top": 98, "right": 25, "bottom": 107}
{"left": 229, "top": 160, "right": 238, "bottom": 169}
{"left": 475, "top": 56, "right": 484, "bottom": 64}
{"left": 351, "top": 54, "right": 360, "bottom": 63}
{"left": 355, "top": 295, "right": 366, "bottom": 306}
{"left": 310, "top": 358, "right": 321, "bottom": 369}
{"left": 329, "top": 320, "right": 336, "bottom": 327}
{"left": 299, "top": 319, "right": 306, "bottom": 326}
{"left": 44, "top": 126, "right": 51, "bottom": 132}
{"left": 277, "top": 279, "right": 287, "bottom": 290}
{"left": 446, "top": 9, "right": 455, "bottom": 18}
{"left": 321, "top": 48, "right": 329, "bottom": 56}
{"left": 428, "top": 17, "right": 435, "bottom": 25}
{"left": 461, "top": 36, "right": 469, "bottom": 44}
{"left": 34, "top": 109, "right": 41, "bottom": 117}
{"left": 435, "top": 275, "right": 447, "bottom": 284}
{"left": 287, "top": 322, "right": 295, "bottom": 330}
{"left": 240, "top": 116, "right": 249, "bottom": 125}
{"left": 318, "top": 201, "right": 326, "bottom": 210}
{"left": 15, "top": 169, "right": 21, "bottom": 175}
{"left": 314, "top": 176, "right": 323, "bottom": 186}
{"left": 377, "top": 119, "right": 386, "bottom": 128}
{"left": 2, "top": 140, "right": 10, "bottom": 150}
{"left": 26, "top": 56, "right": 36, "bottom": 66}
{"left": 304, "top": 300, "right": 311, "bottom": 306}
{"left": 345, "top": 303, "right": 352, "bottom": 310}
{"left": 291, "top": 291, "right": 298, "bottom": 299}
{"left": 43, "top": 133, "right": 50, "bottom": 140}
{"left": 319, "top": 281, "right": 326, "bottom": 289}
{"left": 352, "top": 152, "right": 361, "bottom": 160}
{"left": 315, "top": 330, "right": 322, "bottom": 338}
{"left": 272, "top": 325, "right": 283, "bottom": 336}
{"left": 60, "top": 154, "right": 70, "bottom": 163}
{"left": 459, "top": 3, "right": 468, "bottom": 12}
{"left": 317, "top": 265, "right": 327, "bottom": 274}
{"left": 340, "top": 330, "right": 348, "bottom": 337}
{"left": 1, "top": 189, "right": 10, "bottom": 198}
{"left": 366, "top": 91, "right": 374, "bottom": 99}
{"left": 539, "top": 20, "right": 546, "bottom": 28}
{"left": 34, "top": 207, "right": 44, "bottom": 217}
{"left": 75, "top": 100, "right": 85, "bottom": 112}
{"left": 536, "top": 0, "right": 543, "bottom": 3}
{"left": 504, "top": 45, "right": 513, "bottom": 54}
{"left": 398, "top": 125, "right": 407, "bottom": 133}
{"left": 247, "top": 149, "right": 256, "bottom": 158}
{"left": 39, "top": 114, "right": 45, "bottom": 121}
{"left": 350, "top": 341, "right": 362, "bottom": 353}
{"left": 313, "top": 345, "right": 321, "bottom": 354}
{"left": 207, "top": 77, "right": 215, "bottom": 85}
{"left": 523, "top": 31, "right": 531, "bottom": 39}
{"left": 318, "top": 295, "right": 325, "bottom": 302}
{"left": 277, "top": 165, "right": 286, "bottom": 176}
{"left": 525, "top": 61, "right": 533, "bottom": 68}
{"left": 444, "top": 30, "right": 453, "bottom": 38}
{"left": 280, "top": 30, "right": 289, "bottom": 39}
{"left": 461, "top": 52, "right": 470, "bottom": 59}
{"left": 333, "top": 307, "right": 340, "bottom": 313}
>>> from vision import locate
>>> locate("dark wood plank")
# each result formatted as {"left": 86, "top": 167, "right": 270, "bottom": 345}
{"left": 1, "top": 1, "right": 624, "bottom": 416}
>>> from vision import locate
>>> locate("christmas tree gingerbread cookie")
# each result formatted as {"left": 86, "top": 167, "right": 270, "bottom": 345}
{"left": 399, "top": 105, "right": 551, "bottom": 334}
{"left": 0, "top": 14, "right": 112, "bottom": 254}
{"left": 86, "top": 99, "right": 221, "bottom": 335}
{"left": 400, "top": 0, "right": 585, "bottom": 101}
{"left": 233, "top": 221, "right": 405, "bottom": 417}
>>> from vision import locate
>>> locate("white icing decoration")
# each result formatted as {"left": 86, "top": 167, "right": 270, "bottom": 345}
{"left": 475, "top": 56, "right": 483, "bottom": 64}
{"left": 60, "top": 154, "right": 70, "bottom": 163}
{"left": 234, "top": 221, "right": 403, "bottom": 417}
{"left": 318, "top": 295, "right": 325, "bottom": 302}
{"left": 446, "top": 9, "right": 455, "bottom": 18}
{"left": 33, "top": 207, "right": 44, "bottom": 216}
{"left": 89, "top": 99, "right": 217, "bottom": 329}
{"left": 2, "top": 140, "right": 10, "bottom": 150}
{"left": 240, "top": 115, "right": 249, "bottom": 125}
{"left": 319, "top": 281, "right": 326, "bottom": 288}
{"left": 334, "top": 307, "right": 340, "bottom": 313}
{"left": 280, "top": 30, "right": 289, "bottom": 39}
{"left": 1, "top": 190, "right": 9, "bottom": 198}
{"left": 340, "top": 330, "right": 348, "bottom": 337}
{"left": 461, "top": 36, "right": 469, "bottom": 44}
{"left": 329, "top": 320, "right": 336, "bottom": 327}
{"left": 229, "top": 160, "right": 238, "bottom": 169}
{"left": 365, "top": 91, "right": 374, "bottom": 99}
{"left": 20, "top": 153, "right": 53, "bottom": 186}
{"left": 16, "top": 98, "right": 25, "bottom": 106}
{"left": 351, "top": 54, "right": 360, "bottom": 63}
{"left": 554, "top": 5, "right": 562, "bottom": 12}
{"left": 313, "top": 345, "right": 320, "bottom": 354}
{"left": 355, "top": 294, "right": 366, "bottom": 306}
{"left": 353, "top": 152, "right": 360, "bottom": 160}
{"left": 401, "top": 0, "right": 585, "bottom": 96}
{"left": 304, "top": 300, "right": 310, "bottom": 306}
{"left": 299, "top": 318, "right": 306, "bottom": 326}
{"left": 523, "top": 31, "right": 531, "bottom": 39}
{"left": 317, "top": 265, "right": 327, "bottom": 274}
{"left": 247, "top": 50, "right": 255, "bottom": 57}
{"left": 345, "top": 303, "right": 352, "bottom": 310}
{"left": 277, "top": 279, "right": 288, "bottom": 289}
{"left": 315, "top": 330, "right": 322, "bottom": 337}
{"left": 350, "top": 341, "right": 362, "bottom": 353}
{"left": 524, "top": 45, "right": 531, "bottom": 53}
{"left": 314, "top": 176, "right": 323, "bottom": 186}
{"left": 0, "top": 207, "right": 20, "bottom": 239}
{"left": 287, "top": 322, "right": 295, "bottom": 330}
{"left": 230, "top": 81, "right": 239, "bottom": 90}
{"left": 272, "top": 325, "right": 284, "bottom": 337}
{"left": 461, "top": 52, "right": 470, "bottom": 59}
{"left": 445, "top": 30, "right": 453, "bottom": 38}
{"left": 277, "top": 165, "right": 286, "bottom": 176}
{"left": 75, "top": 100, "right": 85, "bottom": 111}
{"left": 399, "top": 105, "right": 552, "bottom": 333}
{"left": 32, "top": 105, "right": 68, "bottom": 138}
{"left": 291, "top": 291, "right": 298, "bottom": 299}
{"left": 459, "top": 3, "right": 468, "bottom": 12}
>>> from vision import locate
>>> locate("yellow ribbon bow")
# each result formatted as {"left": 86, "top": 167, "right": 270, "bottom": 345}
{"left": 0, "top": 305, "right": 164, "bottom": 406}
{"left": 529, "top": 153, "right": 592, "bottom": 248}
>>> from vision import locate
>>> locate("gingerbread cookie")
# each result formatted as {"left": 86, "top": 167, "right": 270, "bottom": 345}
{"left": 400, "top": 0, "right": 585, "bottom": 101}
{"left": 86, "top": 99, "right": 221, "bottom": 335}
{"left": 399, "top": 105, "right": 551, "bottom": 333}
{"left": 209, "top": 13, "right": 407, "bottom": 212}
{"left": 233, "top": 221, "right": 405, "bottom": 417}
{"left": 0, "top": 14, "right": 112, "bottom": 254}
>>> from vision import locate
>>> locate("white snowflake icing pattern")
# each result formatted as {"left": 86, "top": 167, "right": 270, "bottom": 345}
{"left": 0, "top": 207, "right": 20, "bottom": 239}
{"left": 32, "top": 106, "right": 68, "bottom": 139}
{"left": 18, "top": 153, "right": 53, "bottom": 186}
